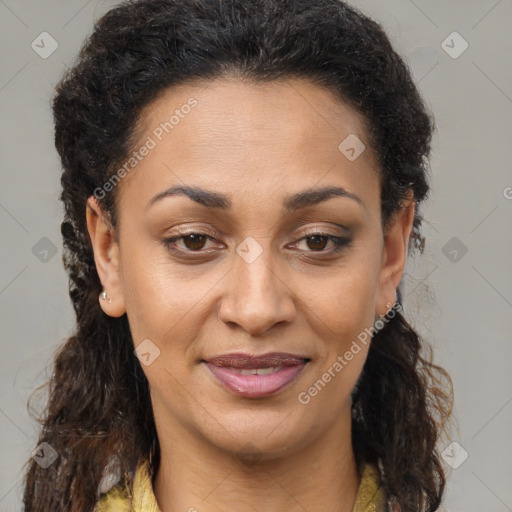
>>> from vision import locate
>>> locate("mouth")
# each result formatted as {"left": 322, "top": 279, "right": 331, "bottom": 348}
{"left": 202, "top": 352, "right": 311, "bottom": 398}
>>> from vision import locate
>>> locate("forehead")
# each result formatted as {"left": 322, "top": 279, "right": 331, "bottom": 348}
{"left": 117, "top": 76, "right": 381, "bottom": 217}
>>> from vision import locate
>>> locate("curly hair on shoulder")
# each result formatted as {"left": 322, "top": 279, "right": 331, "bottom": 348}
{"left": 22, "top": 1, "right": 454, "bottom": 511}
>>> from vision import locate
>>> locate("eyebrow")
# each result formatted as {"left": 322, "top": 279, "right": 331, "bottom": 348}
{"left": 145, "top": 184, "right": 364, "bottom": 212}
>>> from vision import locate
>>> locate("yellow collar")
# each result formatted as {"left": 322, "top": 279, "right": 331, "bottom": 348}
{"left": 95, "top": 459, "right": 385, "bottom": 511}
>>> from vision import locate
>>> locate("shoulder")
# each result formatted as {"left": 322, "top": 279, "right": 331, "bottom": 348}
{"left": 94, "top": 459, "right": 161, "bottom": 512}
{"left": 354, "top": 461, "right": 404, "bottom": 512}
{"left": 94, "top": 479, "right": 132, "bottom": 512}
{"left": 353, "top": 461, "right": 388, "bottom": 512}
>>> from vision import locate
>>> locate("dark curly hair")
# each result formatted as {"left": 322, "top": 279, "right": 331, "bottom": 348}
{"left": 22, "top": 1, "right": 454, "bottom": 511}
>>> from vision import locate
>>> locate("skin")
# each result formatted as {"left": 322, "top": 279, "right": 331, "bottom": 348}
{"left": 86, "top": 76, "right": 414, "bottom": 512}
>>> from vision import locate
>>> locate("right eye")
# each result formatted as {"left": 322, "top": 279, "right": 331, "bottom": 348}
{"left": 162, "top": 232, "right": 218, "bottom": 253}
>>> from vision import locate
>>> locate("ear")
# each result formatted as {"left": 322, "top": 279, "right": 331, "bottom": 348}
{"left": 375, "top": 190, "right": 415, "bottom": 317}
{"left": 85, "top": 196, "right": 126, "bottom": 317}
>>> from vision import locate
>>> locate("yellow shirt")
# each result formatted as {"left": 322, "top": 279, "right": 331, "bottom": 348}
{"left": 94, "top": 460, "right": 386, "bottom": 512}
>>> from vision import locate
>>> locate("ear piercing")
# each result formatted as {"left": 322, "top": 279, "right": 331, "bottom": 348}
{"left": 379, "top": 300, "right": 394, "bottom": 319}
{"left": 100, "top": 290, "right": 112, "bottom": 304}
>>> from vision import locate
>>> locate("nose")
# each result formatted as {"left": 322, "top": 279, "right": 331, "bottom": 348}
{"left": 218, "top": 244, "right": 296, "bottom": 336}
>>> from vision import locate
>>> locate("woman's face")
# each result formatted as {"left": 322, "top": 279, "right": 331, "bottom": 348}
{"left": 87, "top": 77, "right": 413, "bottom": 461}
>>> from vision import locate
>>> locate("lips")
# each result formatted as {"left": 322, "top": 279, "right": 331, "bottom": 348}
{"left": 205, "top": 352, "right": 310, "bottom": 369}
{"left": 203, "top": 352, "right": 310, "bottom": 398}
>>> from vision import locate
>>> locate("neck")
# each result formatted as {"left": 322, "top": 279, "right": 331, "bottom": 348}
{"left": 152, "top": 404, "right": 360, "bottom": 512}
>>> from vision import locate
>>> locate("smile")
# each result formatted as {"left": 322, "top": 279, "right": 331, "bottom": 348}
{"left": 204, "top": 361, "right": 308, "bottom": 398}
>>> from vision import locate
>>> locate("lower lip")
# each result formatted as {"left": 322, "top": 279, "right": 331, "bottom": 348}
{"left": 205, "top": 362, "right": 307, "bottom": 398}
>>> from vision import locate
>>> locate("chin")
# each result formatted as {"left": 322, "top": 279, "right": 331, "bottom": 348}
{"left": 201, "top": 418, "right": 312, "bottom": 462}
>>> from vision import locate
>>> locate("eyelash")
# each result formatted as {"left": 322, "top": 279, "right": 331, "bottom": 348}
{"left": 162, "top": 230, "right": 352, "bottom": 257}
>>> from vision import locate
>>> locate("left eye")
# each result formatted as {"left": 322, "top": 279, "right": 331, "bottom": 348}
{"left": 294, "top": 233, "right": 350, "bottom": 253}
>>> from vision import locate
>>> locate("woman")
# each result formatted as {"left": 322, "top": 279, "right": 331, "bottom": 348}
{"left": 22, "top": 0, "right": 454, "bottom": 511}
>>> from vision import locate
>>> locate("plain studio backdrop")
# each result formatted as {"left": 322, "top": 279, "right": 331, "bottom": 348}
{"left": 0, "top": 1, "right": 511, "bottom": 511}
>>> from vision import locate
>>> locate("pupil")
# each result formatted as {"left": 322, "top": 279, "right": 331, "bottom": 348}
{"left": 307, "top": 235, "right": 327, "bottom": 251}
{"left": 185, "top": 234, "right": 205, "bottom": 250}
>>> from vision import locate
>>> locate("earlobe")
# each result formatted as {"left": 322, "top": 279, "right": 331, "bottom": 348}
{"left": 86, "top": 196, "right": 126, "bottom": 318}
{"left": 375, "top": 191, "right": 415, "bottom": 317}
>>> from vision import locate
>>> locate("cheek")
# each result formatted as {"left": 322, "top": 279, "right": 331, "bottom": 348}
{"left": 119, "top": 244, "right": 182, "bottom": 343}
{"left": 299, "top": 272, "right": 376, "bottom": 410}
{"left": 304, "top": 261, "right": 379, "bottom": 339}
{"left": 120, "top": 245, "right": 223, "bottom": 360}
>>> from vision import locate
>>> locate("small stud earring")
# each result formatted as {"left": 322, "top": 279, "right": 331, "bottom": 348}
{"left": 379, "top": 300, "right": 393, "bottom": 319}
{"left": 100, "top": 290, "right": 112, "bottom": 304}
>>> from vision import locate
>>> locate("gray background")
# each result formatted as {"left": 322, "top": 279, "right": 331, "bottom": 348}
{"left": 1, "top": 1, "right": 511, "bottom": 511}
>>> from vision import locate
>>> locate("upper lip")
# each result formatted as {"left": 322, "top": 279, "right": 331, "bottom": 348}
{"left": 204, "top": 352, "right": 310, "bottom": 369}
